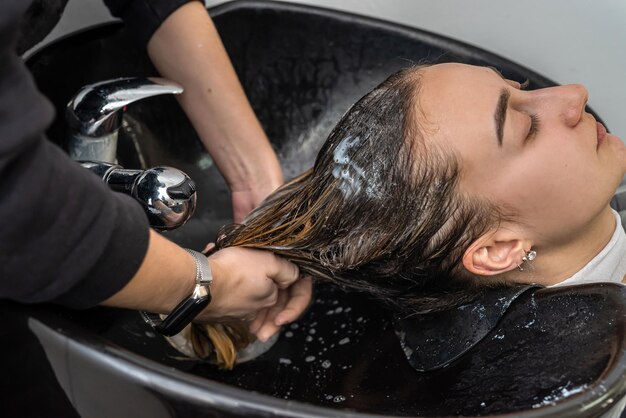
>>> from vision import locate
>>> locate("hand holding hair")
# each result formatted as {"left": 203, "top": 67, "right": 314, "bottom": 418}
{"left": 197, "top": 247, "right": 310, "bottom": 327}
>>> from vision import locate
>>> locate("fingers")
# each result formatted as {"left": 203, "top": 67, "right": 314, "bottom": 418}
{"left": 202, "top": 247, "right": 305, "bottom": 328}
{"left": 249, "top": 308, "right": 268, "bottom": 335}
{"left": 275, "top": 276, "right": 313, "bottom": 326}
{"left": 252, "top": 276, "right": 313, "bottom": 341}
{"left": 266, "top": 254, "right": 300, "bottom": 289}
{"left": 254, "top": 289, "right": 289, "bottom": 341}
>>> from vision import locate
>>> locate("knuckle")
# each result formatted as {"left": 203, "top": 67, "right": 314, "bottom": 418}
{"left": 266, "top": 290, "right": 279, "bottom": 306}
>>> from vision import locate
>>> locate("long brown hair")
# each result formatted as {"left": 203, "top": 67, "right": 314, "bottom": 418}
{"left": 185, "top": 66, "right": 507, "bottom": 367}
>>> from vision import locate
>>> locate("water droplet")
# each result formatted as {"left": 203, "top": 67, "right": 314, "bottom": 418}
{"left": 333, "top": 395, "right": 346, "bottom": 403}
{"left": 285, "top": 331, "right": 294, "bottom": 338}
{"left": 322, "top": 360, "right": 332, "bottom": 368}
{"left": 279, "top": 358, "right": 292, "bottom": 365}
{"left": 305, "top": 355, "right": 316, "bottom": 362}
{"left": 339, "top": 337, "right": 350, "bottom": 345}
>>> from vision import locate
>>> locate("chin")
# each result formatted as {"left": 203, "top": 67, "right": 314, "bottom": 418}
{"left": 606, "top": 138, "right": 626, "bottom": 178}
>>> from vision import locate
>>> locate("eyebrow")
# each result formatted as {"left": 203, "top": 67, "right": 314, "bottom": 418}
{"left": 494, "top": 88, "right": 510, "bottom": 147}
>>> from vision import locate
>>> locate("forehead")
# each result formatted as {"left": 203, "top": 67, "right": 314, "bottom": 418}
{"left": 421, "top": 63, "right": 503, "bottom": 90}
{"left": 417, "top": 63, "right": 503, "bottom": 133}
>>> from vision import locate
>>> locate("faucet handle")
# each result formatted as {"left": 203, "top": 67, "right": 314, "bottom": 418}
{"left": 133, "top": 166, "right": 197, "bottom": 230}
{"left": 66, "top": 77, "right": 183, "bottom": 138}
{"left": 80, "top": 161, "right": 197, "bottom": 231}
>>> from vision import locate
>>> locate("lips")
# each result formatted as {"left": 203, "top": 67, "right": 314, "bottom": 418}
{"left": 596, "top": 121, "right": 607, "bottom": 149}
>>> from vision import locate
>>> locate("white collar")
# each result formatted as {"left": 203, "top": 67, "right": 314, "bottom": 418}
{"left": 551, "top": 210, "right": 626, "bottom": 287}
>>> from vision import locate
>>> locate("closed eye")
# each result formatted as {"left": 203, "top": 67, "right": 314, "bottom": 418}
{"left": 525, "top": 114, "right": 540, "bottom": 143}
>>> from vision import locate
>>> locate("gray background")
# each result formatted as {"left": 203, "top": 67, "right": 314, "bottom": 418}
{"left": 34, "top": 0, "right": 626, "bottom": 141}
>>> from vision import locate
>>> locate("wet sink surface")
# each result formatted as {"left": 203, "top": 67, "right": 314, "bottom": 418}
{"left": 22, "top": 282, "right": 626, "bottom": 417}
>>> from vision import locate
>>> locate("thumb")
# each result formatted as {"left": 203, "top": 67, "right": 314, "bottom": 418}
{"left": 266, "top": 254, "right": 300, "bottom": 289}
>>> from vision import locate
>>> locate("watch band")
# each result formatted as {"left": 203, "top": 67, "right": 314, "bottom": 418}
{"left": 186, "top": 248, "right": 213, "bottom": 286}
{"left": 142, "top": 248, "right": 213, "bottom": 336}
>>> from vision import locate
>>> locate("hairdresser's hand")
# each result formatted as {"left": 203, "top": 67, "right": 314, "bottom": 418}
{"left": 197, "top": 247, "right": 300, "bottom": 322}
{"left": 148, "top": 1, "right": 283, "bottom": 225}
{"left": 249, "top": 276, "right": 313, "bottom": 342}
{"left": 231, "top": 173, "right": 283, "bottom": 223}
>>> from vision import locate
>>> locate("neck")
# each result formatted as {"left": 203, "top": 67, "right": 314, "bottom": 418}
{"left": 513, "top": 206, "right": 617, "bottom": 286}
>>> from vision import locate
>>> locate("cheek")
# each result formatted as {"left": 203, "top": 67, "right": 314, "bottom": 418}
{"left": 486, "top": 150, "right": 584, "bottom": 212}
{"left": 503, "top": 147, "right": 613, "bottom": 221}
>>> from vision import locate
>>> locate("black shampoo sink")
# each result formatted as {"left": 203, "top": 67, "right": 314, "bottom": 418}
{"left": 4, "top": 1, "right": 625, "bottom": 417}
{"left": 6, "top": 283, "right": 626, "bottom": 417}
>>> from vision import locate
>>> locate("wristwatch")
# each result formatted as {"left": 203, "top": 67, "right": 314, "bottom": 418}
{"left": 142, "top": 248, "right": 213, "bottom": 336}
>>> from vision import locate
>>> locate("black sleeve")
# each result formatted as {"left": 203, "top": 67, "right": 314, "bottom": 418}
{"left": 103, "top": 0, "right": 200, "bottom": 47}
{"left": 0, "top": 0, "right": 150, "bottom": 309}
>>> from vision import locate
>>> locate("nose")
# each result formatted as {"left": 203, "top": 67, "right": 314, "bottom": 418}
{"left": 540, "top": 84, "right": 589, "bottom": 127}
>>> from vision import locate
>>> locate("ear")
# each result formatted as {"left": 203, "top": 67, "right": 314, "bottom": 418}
{"left": 462, "top": 229, "right": 530, "bottom": 277}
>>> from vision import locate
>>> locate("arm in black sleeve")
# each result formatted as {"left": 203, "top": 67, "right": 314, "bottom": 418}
{"left": 103, "top": 0, "right": 199, "bottom": 47}
{"left": 0, "top": 0, "right": 149, "bottom": 309}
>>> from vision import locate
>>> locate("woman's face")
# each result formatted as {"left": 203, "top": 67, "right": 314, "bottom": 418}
{"left": 418, "top": 63, "right": 626, "bottom": 246}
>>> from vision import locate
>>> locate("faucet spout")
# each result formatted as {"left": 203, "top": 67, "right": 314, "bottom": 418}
{"left": 66, "top": 77, "right": 183, "bottom": 162}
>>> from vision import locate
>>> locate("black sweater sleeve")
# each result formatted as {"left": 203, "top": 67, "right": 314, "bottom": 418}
{"left": 0, "top": 0, "right": 150, "bottom": 309}
{"left": 103, "top": 0, "right": 199, "bottom": 47}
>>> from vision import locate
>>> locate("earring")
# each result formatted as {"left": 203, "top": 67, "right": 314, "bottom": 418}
{"left": 517, "top": 250, "right": 537, "bottom": 271}
{"left": 522, "top": 250, "right": 537, "bottom": 262}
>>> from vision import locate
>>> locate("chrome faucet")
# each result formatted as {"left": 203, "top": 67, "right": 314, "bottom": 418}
{"left": 66, "top": 77, "right": 183, "bottom": 163}
{"left": 66, "top": 77, "right": 196, "bottom": 230}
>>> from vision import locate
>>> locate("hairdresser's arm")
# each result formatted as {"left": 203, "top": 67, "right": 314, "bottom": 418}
{"left": 102, "top": 230, "right": 308, "bottom": 327}
{"left": 146, "top": 1, "right": 283, "bottom": 221}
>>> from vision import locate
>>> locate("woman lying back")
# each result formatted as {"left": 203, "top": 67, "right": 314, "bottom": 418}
{"left": 183, "top": 63, "right": 626, "bottom": 367}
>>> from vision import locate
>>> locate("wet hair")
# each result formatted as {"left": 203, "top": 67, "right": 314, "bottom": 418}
{"left": 183, "top": 66, "right": 509, "bottom": 367}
